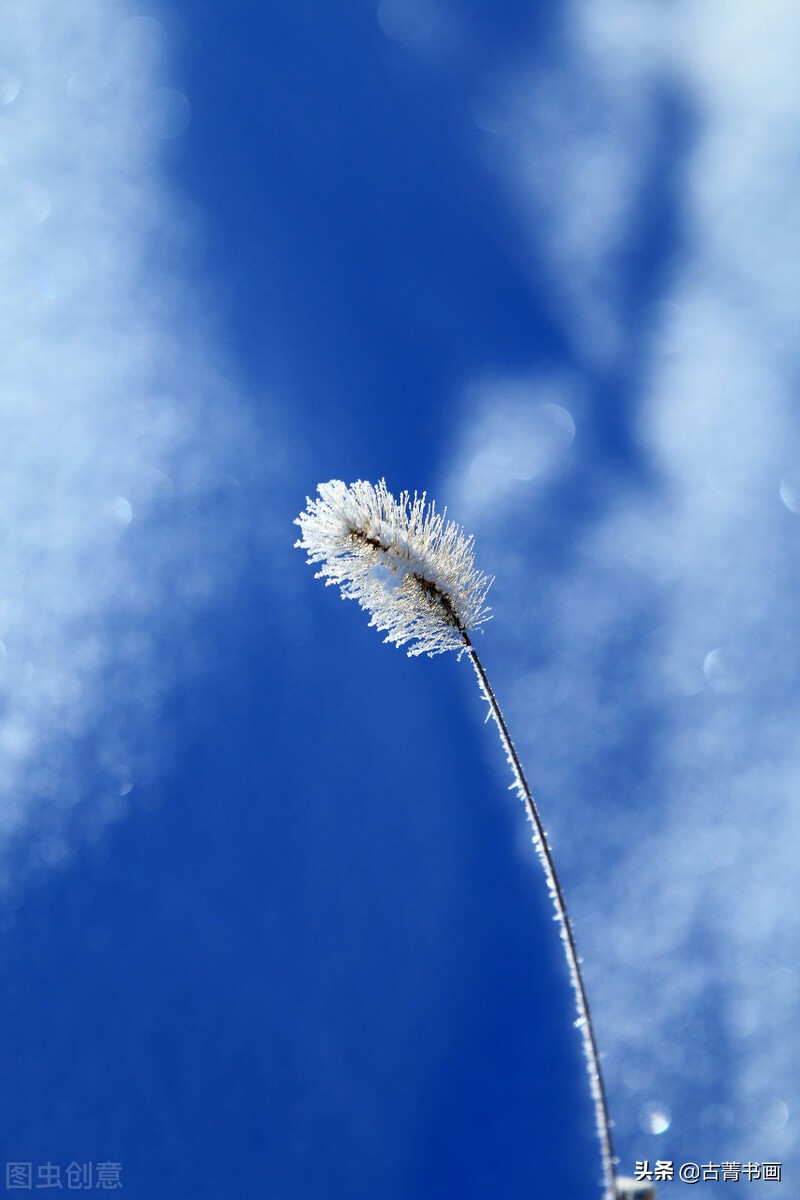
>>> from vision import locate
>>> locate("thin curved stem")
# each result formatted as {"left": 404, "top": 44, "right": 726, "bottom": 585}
{"left": 461, "top": 631, "right": 618, "bottom": 1200}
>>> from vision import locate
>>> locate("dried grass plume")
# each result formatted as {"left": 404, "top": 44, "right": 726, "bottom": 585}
{"left": 295, "top": 476, "right": 626, "bottom": 1200}
{"left": 294, "top": 478, "right": 492, "bottom": 656}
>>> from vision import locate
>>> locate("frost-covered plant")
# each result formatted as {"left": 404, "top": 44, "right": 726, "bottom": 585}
{"left": 295, "top": 478, "right": 634, "bottom": 1200}
{"left": 295, "top": 478, "right": 492, "bottom": 656}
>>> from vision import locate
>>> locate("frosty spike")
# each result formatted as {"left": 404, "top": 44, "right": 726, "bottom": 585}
{"left": 295, "top": 477, "right": 623, "bottom": 1200}
{"left": 294, "top": 479, "right": 492, "bottom": 656}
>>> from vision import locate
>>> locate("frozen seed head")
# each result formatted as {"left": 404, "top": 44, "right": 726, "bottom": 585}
{"left": 295, "top": 479, "right": 492, "bottom": 656}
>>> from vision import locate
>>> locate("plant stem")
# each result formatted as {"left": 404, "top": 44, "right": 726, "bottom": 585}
{"left": 461, "top": 631, "right": 618, "bottom": 1200}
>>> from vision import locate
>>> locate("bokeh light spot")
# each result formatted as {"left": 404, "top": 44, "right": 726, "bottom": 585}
{"left": 699, "top": 1103, "right": 735, "bottom": 1130}
{"left": 757, "top": 1098, "right": 789, "bottom": 1134}
{"left": 459, "top": 383, "right": 577, "bottom": 514}
{"left": 0, "top": 69, "right": 21, "bottom": 106}
{"left": 111, "top": 496, "right": 133, "bottom": 527}
{"left": 115, "top": 16, "right": 167, "bottom": 70}
{"left": 703, "top": 645, "right": 748, "bottom": 693}
{"left": 138, "top": 87, "right": 191, "bottom": 139}
{"left": 639, "top": 1101, "right": 671, "bottom": 1135}
{"left": 621, "top": 1057, "right": 655, "bottom": 1092}
{"left": 779, "top": 468, "right": 800, "bottom": 513}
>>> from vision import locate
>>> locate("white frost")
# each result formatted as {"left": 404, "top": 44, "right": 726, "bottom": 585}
{"left": 295, "top": 479, "right": 492, "bottom": 656}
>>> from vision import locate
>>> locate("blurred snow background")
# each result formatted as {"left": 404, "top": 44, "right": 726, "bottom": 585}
{"left": 446, "top": 0, "right": 800, "bottom": 1187}
{"left": 0, "top": 0, "right": 278, "bottom": 895}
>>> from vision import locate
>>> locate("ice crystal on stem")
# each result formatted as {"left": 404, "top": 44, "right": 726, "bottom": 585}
{"left": 294, "top": 479, "right": 492, "bottom": 656}
{"left": 296, "top": 478, "right": 629, "bottom": 1200}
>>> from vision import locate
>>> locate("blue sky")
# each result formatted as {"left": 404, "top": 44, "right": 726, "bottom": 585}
{"left": 1, "top": 1, "right": 799, "bottom": 1197}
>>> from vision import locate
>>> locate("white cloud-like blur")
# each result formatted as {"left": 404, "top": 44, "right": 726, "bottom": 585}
{"left": 450, "top": 376, "right": 577, "bottom": 520}
{"left": 449, "top": 0, "right": 800, "bottom": 1186}
{"left": 0, "top": 1, "right": 272, "bottom": 894}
